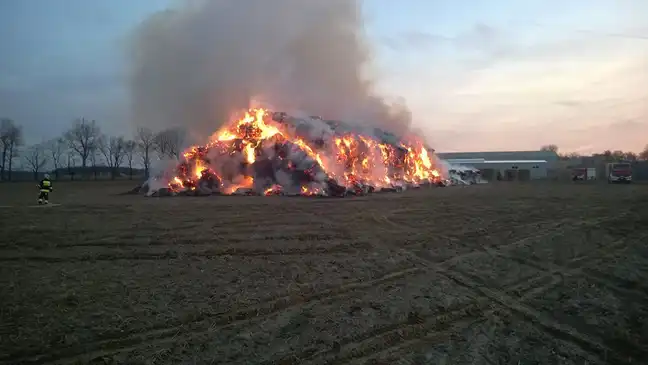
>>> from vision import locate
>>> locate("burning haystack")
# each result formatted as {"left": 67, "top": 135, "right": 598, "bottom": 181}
{"left": 137, "top": 108, "right": 444, "bottom": 197}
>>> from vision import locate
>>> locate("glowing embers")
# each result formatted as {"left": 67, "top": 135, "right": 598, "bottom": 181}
{"left": 161, "top": 108, "right": 442, "bottom": 197}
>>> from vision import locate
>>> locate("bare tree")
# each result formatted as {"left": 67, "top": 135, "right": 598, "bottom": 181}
{"left": 0, "top": 118, "right": 24, "bottom": 181}
{"left": 601, "top": 150, "right": 613, "bottom": 161}
{"left": 89, "top": 149, "right": 99, "bottom": 180}
{"left": 24, "top": 144, "right": 48, "bottom": 180}
{"left": 66, "top": 151, "right": 77, "bottom": 180}
{"left": 47, "top": 138, "right": 66, "bottom": 179}
{"left": 611, "top": 150, "right": 625, "bottom": 161}
{"left": 65, "top": 118, "right": 101, "bottom": 168}
{"left": 540, "top": 144, "right": 559, "bottom": 153}
{"left": 99, "top": 136, "right": 127, "bottom": 179}
{"left": 623, "top": 151, "right": 638, "bottom": 162}
{"left": 0, "top": 119, "right": 11, "bottom": 180}
{"left": 136, "top": 127, "right": 155, "bottom": 178}
{"left": 563, "top": 152, "right": 582, "bottom": 160}
{"left": 123, "top": 140, "right": 137, "bottom": 179}
{"left": 154, "top": 128, "right": 184, "bottom": 160}
{"left": 640, "top": 144, "right": 648, "bottom": 161}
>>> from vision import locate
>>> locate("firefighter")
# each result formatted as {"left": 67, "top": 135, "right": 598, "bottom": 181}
{"left": 38, "top": 173, "right": 53, "bottom": 204}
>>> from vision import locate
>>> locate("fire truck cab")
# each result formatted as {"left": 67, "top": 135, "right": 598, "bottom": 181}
{"left": 606, "top": 162, "right": 632, "bottom": 184}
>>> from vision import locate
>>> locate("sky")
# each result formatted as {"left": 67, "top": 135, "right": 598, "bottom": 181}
{"left": 1, "top": 0, "right": 647, "bottom": 154}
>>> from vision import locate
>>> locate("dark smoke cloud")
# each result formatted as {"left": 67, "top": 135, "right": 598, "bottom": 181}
{"left": 129, "top": 0, "right": 411, "bottom": 144}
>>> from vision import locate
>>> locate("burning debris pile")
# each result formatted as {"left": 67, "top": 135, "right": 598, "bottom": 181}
{"left": 137, "top": 108, "right": 444, "bottom": 197}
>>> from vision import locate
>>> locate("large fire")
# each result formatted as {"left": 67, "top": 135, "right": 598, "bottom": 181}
{"left": 165, "top": 108, "right": 441, "bottom": 197}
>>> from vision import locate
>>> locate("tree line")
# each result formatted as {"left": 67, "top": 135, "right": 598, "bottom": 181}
{"left": 0, "top": 118, "right": 185, "bottom": 181}
{"left": 540, "top": 144, "right": 648, "bottom": 162}
{"left": 2, "top": 118, "right": 647, "bottom": 181}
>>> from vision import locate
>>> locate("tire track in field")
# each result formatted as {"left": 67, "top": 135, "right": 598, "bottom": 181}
{"left": 307, "top": 305, "right": 492, "bottom": 365}
{"left": 0, "top": 244, "right": 373, "bottom": 262}
{"left": 440, "top": 213, "right": 631, "bottom": 265}
{"left": 447, "top": 229, "right": 648, "bottom": 365}
{"left": 345, "top": 212, "right": 632, "bottom": 364}
{"left": 375, "top": 209, "right": 578, "bottom": 234}
{"left": 0, "top": 238, "right": 371, "bottom": 263}
{"left": 364, "top": 219, "right": 635, "bottom": 364}
{"left": 263, "top": 301, "right": 491, "bottom": 365}
{"left": 1, "top": 267, "right": 424, "bottom": 365}
{"left": 440, "top": 221, "right": 648, "bottom": 363}
{"left": 43, "top": 225, "right": 354, "bottom": 248}
{"left": 457, "top": 231, "right": 647, "bottom": 304}
{"left": 342, "top": 308, "right": 604, "bottom": 365}
{"left": 373, "top": 213, "right": 616, "bottom": 268}
{"left": 501, "top": 232, "right": 648, "bottom": 303}
{"left": 436, "top": 222, "right": 599, "bottom": 268}
{"left": 440, "top": 211, "right": 643, "bottom": 300}
{"left": 259, "top": 271, "right": 563, "bottom": 365}
{"left": 440, "top": 270, "right": 622, "bottom": 363}
{"left": 497, "top": 236, "right": 648, "bottom": 362}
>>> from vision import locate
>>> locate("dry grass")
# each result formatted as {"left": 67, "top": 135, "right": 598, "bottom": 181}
{"left": 0, "top": 181, "right": 647, "bottom": 364}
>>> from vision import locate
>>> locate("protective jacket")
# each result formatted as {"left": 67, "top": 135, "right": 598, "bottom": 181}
{"left": 39, "top": 178, "right": 53, "bottom": 192}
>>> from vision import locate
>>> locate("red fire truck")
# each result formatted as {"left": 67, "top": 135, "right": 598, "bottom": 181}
{"left": 606, "top": 162, "right": 632, "bottom": 184}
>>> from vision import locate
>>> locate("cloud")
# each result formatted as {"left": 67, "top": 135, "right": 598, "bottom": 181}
{"left": 380, "top": 23, "right": 505, "bottom": 58}
{"left": 0, "top": 58, "right": 128, "bottom": 142}
{"left": 1, "top": 0, "right": 645, "bottom": 155}
{"left": 452, "top": 23, "right": 501, "bottom": 51}
{"left": 380, "top": 31, "right": 452, "bottom": 52}
{"left": 431, "top": 116, "right": 648, "bottom": 154}
{"left": 0, "top": 84, "right": 128, "bottom": 143}
{"left": 554, "top": 100, "right": 582, "bottom": 107}
{"left": 384, "top": 21, "right": 648, "bottom": 153}
{"left": 0, "top": 0, "right": 153, "bottom": 143}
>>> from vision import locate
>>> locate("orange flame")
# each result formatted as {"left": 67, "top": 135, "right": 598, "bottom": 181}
{"left": 168, "top": 108, "right": 442, "bottom": 195}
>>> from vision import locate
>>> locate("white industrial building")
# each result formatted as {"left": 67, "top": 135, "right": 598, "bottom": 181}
{"left": 444, "top": 158, "right": 548, "bottom": 180}
{"left": 437, "top": 151, "right": 557, "bottom": 181}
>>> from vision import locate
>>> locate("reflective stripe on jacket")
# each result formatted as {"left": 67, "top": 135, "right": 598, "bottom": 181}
{"left": 39, "top": 179, "right": 53, "bottom": 192}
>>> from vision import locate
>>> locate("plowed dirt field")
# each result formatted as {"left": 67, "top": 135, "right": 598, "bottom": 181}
{"left": 1, "top": 181, "right": 647, "bottom": 364}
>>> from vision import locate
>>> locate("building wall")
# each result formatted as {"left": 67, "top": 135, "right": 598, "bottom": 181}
{"left": 470, "top": 162, "right": 548, "bottom": 180}
{"left": 438, "top": 151, "right": 560, "bottom": 165}
{"left": 633, "top": 161, "right": 648, "bottom": 181}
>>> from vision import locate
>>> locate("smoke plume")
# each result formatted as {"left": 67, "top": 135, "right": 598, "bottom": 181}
{"left": 129, "top": 0, "right": 412, "bottom": 143}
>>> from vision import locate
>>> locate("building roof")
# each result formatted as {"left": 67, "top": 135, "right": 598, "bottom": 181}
{"left": 444, "top": 158, "right": 486, "bottom": 164}
{"left": 445, "top": 159, "right": 548, "bottom": 165}
{"left": 437, "top": 150, "right": 559, "bottom": 162}
{"left": 479, "top": 160, "right": 548, "bottom": 164}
